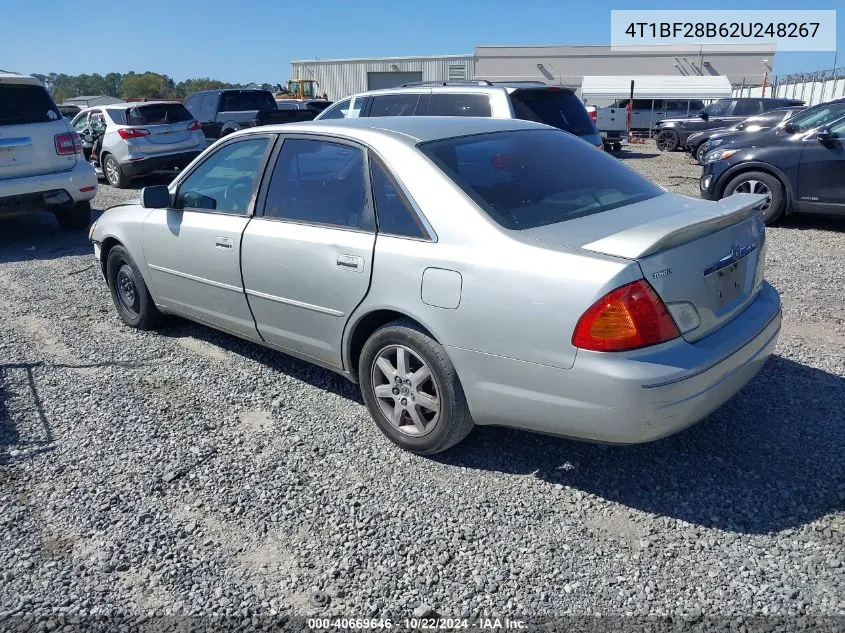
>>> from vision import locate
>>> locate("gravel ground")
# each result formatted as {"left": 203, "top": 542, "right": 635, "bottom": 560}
{"left": 1, "top": 147, "right": 843, "bottom": 632}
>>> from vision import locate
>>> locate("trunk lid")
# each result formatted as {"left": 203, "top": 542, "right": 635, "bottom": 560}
{"left": 122, "top": 103, "right": 196, "bottom": 153}
{"left": 522, "top": 192, "right": 768, "bottom": 341}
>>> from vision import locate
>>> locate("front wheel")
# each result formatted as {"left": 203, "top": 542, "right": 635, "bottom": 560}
{"left": 54, "top": 201, "right": 91, "bottom": 231}
{"left": 106, "top": 245, "right": 162, "bottom": 330}
{"left": 655, "top": 129, "right": 680, "bottom": 152}
{"left": 359, "top": 320, "right": 474, "bottom": 455}
{"left": 723, "top": 170, "right": 786, "bottom": 225}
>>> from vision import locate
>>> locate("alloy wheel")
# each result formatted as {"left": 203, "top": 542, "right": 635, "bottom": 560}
{"left": 105, "top": 157, "right": 120, "bottom": 186}
{"left": 732, "top": 179, "right": 771, "bottom": 211}
{"left": 371, "top": 345, "right": 440, "bottom": 437}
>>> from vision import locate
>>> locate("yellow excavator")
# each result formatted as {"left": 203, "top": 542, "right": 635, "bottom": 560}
{"left": 274, "top": 79, "right": 321, "bottom": 100}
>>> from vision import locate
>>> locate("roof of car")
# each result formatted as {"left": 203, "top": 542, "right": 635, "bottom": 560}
{"left": 356, "top": 83, "right": 574, "bottom": 98}
{"left": 244, "top": 116, "right": 547, "bottom": 144}
{"left": 78, "top": 100, "right": 183, "bottom": 111}
{"left": 0, "top": 71, "right": 41, "bottom": 85}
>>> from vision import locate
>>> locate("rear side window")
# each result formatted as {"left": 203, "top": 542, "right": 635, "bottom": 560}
{"left": 368, "top": 94, "right": 421, "bottom": 117}
{"left": 425, "top": 94, "right": 491, "bottom": 117}
{"left": 509, "top": 89, "right": 595, "bottom": 136}
{"left": 733, "top": 100, "right": 762, "bottom": 116}
{"left": 0, "top": 83, "right": 61, "bottom": 126}
{"left": 369, "top": 156, "right": 426, "bottom": 239}
{"left": 125, "top": 103, "right": 193, "bottom": 125}
{"left": 220, "top": 91, "right": 276, "bottom": 112}
{"left": 419, "top": 129, "right": 662, "bottom": 230}
{"left": 263, "top": 139, "right": 372, "bottom": 230}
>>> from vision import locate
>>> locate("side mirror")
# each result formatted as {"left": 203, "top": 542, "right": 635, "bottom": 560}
{"left": 698, "top": 112, "right": 709, "bottom": 120}
{"left": 782, "top": 122, "right": 797, "bottom": 134}
{"left": 141, "top": 185, "right": 171, "bottom": 209}
{"left": 816, "top": 129, "right": 833, "bottom": 142}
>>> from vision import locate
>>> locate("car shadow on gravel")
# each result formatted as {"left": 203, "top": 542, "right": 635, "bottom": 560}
{"left": 0, "top": 212, "right": 96, "bottom": 265}
{"left": 615, "top": 150, "right": 660, "bottom": 159}
{"left": 0, "top": 363, "right": 54, "bottom": 465}
{"left": 779, "top": 215, "right": 845, "bottom": 233}
{"left": 158, "top": 321, "right": 363, "bottom": 402}
{"left": 435, "top": 355, "right": 845, "bottom": 534}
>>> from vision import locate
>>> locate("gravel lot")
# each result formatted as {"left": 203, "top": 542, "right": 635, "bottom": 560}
{"left": 1, "top": 145, "right": 844, "bottom": 631}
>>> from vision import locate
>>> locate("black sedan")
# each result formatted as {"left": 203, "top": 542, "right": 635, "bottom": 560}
{"left": 700, "top": 106, "right": 845, "bottom": 225}
{"left": 686, "top": 107, "right": 804, "bottom": 163}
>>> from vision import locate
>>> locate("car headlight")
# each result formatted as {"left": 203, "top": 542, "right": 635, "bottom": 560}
{"left": 703, "top": 149, "right": 738, "bottom": 164}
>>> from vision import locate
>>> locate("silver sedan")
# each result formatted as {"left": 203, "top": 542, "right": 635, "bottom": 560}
{"left": 89, "top": 117, "right": 781, "bottom": 454}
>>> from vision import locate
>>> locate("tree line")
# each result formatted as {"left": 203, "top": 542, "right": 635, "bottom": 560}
{"left": 31, "top": 71, "right": 278, "bottom": 103}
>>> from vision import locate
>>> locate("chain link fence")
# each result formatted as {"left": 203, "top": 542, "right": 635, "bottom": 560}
{"left": 732, "top": 67, "right": 845, "bottom": 106}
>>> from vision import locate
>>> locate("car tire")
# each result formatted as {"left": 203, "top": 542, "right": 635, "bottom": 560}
{"left": 359, "top": 319, "right": 474, "bottom": 455}
{"left": 723, "top": 170, "right": 786, "bottom": 225}
{"left": 54, "top": 201, "right": 91, "bottom": 231}
{"left": 655, "top": 129, "right": 680, "bottom": 152}
{"left": 694, "top": 143, "right": 711, "bottom": 164}
{"left": 103, "top": 154, "right": 130, "bottom": 189}
{"left": 106, "top": 245, "right": 162, "bottom": 330}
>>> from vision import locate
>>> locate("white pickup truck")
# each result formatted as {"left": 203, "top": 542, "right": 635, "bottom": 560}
{"left": 591, "top": 105, "right": 627, "bottom": 152}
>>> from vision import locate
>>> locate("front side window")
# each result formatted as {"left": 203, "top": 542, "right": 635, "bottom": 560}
{"left": 318, "top": 97, "right": 351, "bottom": 120}
{"left": 370, "top": 157, "right": 426, "bottom": 239}
{"left": 220, "top": 91, "right": 276, "bottom": 112}
{"left": 788, "top": 102, "right": 845, "bottom": 133}
{"left": 425, "top": 94, "right": 491, "bottom": 117}
{"left": 174, "top": 138, "right": 270, "bottom": 213}
{"left": 368, "top": 94, "right": 420, "bottom": 117}
{"left": 262, "top": 138, "right": 371, "bottom": 230}
{"left": 71, "top": 113, "right": 89, "bottom": 132}
{"left": 419, "top": 129, "right": 662, "bottom": 230}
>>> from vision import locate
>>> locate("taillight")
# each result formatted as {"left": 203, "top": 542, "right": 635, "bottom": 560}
{"left": 55, "top": 132, "right": 82, "bottom": 155}
{"left": 572, "top": 280, "right": 680, "bottom": 352}
{"left": 188, "top": 121, "right": 202, "bottom": 131}
{"left": 117, "top": 128, "right": 150, "bottom": 139}
{"left": 588, "top": 110, "right": 597, "bottom": 123}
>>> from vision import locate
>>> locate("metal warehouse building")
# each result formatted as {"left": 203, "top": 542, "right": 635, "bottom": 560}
{"left": 290, "top": 55, "right": 476, "bottom": 102}
{"left": 291, "top": 44, "right": 774, "bottom": 103}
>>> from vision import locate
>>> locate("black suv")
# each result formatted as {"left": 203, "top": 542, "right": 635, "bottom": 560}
{"left": 654, "top": 97, "right": 805, "bottom": 151}
{"left": 700, "top": 98, "right": 845, "bottom": 224}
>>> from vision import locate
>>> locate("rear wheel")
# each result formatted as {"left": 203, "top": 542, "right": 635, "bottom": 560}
{"left": 359, "top": 319, "right": 474, "bottom": 455}
{"left": 723, "top": 170, "right": 786, "bottom": 225}
{"left": 54, "top": 201, "right": 91, "bottom": 231}
{"left": 655, "top": 129, "right": 680, "bottom": 152}
{"left": 103, "top": 154, "right": 129, "bottom": 189}
{"left": 106, "top": 245, "right": 162, "bottom": 330}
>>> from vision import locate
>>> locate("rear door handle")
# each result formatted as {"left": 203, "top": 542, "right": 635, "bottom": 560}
{"left": 336, "top": 254, "right": 364, "bottom": 272}
{"left": 215, "top": 237, "right": 233, "bottom": 251}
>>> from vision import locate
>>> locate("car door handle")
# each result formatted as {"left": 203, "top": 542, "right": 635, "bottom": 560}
{"left": 336, "top": 254, "right": 364, "bottom": 272}
{"left": 215, "top": 237, "right": 233, "bottom": 251}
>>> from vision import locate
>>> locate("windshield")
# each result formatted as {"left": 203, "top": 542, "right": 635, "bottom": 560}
{"left": 418, "top": 129, "right": 662, "bottom": 230}
{"left": 699, "top": 100, "right": 731, "bottom": 117}
{"left": 509, "top": 89, "right": 596, "bottom": 136}
{"left": 786, "top": 102, "right": 845, "bottom": 133}
{"left": 0, "top": 83, "right": 61, "bottom": 125}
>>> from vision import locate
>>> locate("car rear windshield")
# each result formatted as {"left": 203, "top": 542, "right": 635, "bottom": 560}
{"left": 509, "top": 89, "right": 595, "bottom": 136}
{"left": 220, "top": 91, "right": 277, "bottom": 112}
{"left": 123, "top": 103, "right": 193, "bottom": 126}
{"left": 419, "top": 129, "right": 662, "bottom": 230}
{"left": 0, "top": 83, "right": 61, "bottom": 126}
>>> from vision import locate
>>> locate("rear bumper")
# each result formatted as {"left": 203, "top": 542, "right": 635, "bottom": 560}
{"left": 120, "top": 151, "right": 201, "bottom": 177}
{"left": 0, "top": 160, "right": 96, "bottom": 217}
{"left": 447, "top": 282, "right": 781, "bottom": 443}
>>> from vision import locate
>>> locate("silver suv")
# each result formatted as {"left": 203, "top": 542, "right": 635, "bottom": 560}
{"left": 71, "top": 101, "right": 206, "bottom": 188}
{"left": 0, "top": 71, "right": 97, "bottom": 230}
{"left": 316, "top": 80, "right": 603, "bottom": 148}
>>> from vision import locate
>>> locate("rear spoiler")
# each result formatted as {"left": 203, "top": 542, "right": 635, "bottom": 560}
{"left": 581, "top": 193, "right": 767, "bottom": 259}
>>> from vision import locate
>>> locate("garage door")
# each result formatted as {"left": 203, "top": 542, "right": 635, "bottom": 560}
{"left": 367, "top": 72, "right": 423, "bottom": 91}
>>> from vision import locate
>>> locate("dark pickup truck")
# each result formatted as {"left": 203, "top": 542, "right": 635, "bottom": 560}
{"left": 184, "top": 89, "right": 316, "bottom": 142}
